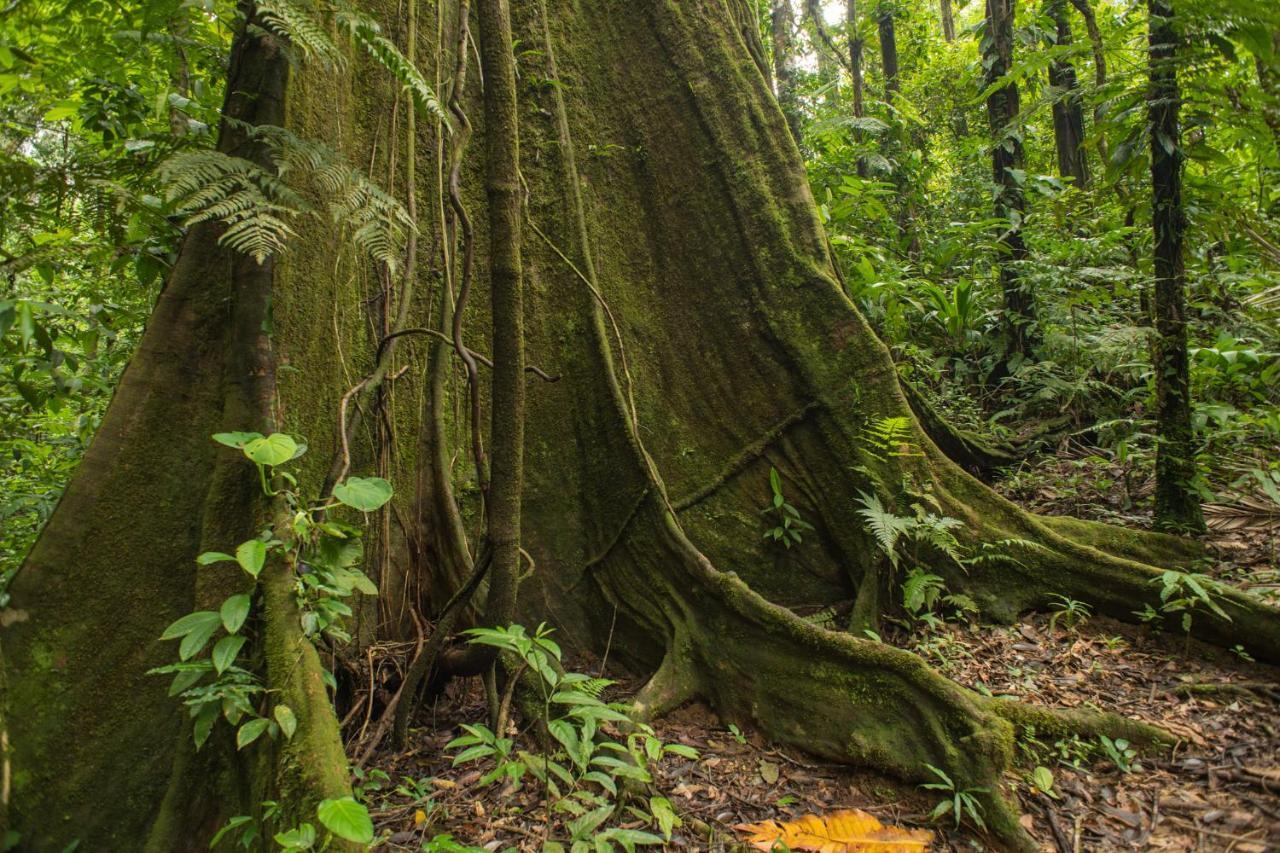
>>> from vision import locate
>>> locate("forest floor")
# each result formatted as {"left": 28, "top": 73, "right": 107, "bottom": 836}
{"left": 356, "top": 451, "right": 1280, "bottom": 852}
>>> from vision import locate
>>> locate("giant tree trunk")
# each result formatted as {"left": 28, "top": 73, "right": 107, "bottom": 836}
{"left": 983, "top": 0, "right": 1039, "bottom": 363}
{"left": 1147, "top": 0, "right": 1205, "bottom": 532}
{"left": 4, "top": 1, "right": 1274, "bottom": 850}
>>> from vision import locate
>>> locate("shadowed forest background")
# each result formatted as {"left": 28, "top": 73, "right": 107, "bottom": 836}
{"left": 1, "top": 0, "right": 1279, "bottom": 850}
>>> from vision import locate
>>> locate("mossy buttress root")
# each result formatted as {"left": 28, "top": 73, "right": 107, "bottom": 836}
{"left": 595, "top": 504, "right": 1175, "bottom": 851}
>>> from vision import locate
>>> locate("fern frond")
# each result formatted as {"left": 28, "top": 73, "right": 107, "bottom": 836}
{"left": 256, "top": 0, "right": 346, "bottom": 69}
{"left": 855, "top": 491, "right": 908, "bottom": 567}
{"left": 341, "top": 13, "right": 449, "bottom": 126}
{"left": 862, "top": 416, "right": 920, "bottom": 458}
{"left": 158, "top": 151, "right": 308, "bottom": 264}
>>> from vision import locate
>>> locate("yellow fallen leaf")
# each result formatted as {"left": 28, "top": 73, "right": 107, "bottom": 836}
{"left": 431, "top": 778, "right": 457, "bottom": 790}
{"left": 413, "top": 809, "right": 427, "bottom": 826}
{"left": 734, "top": 809, "right": 933, "bottom": 852}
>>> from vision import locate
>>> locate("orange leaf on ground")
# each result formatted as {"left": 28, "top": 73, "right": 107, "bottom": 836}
{"left": 734, "top": 808, "right": 933, "bottom": 852}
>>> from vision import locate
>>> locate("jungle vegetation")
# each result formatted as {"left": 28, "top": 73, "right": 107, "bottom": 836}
{"left": 1, "top": 0, "right": 1278, "bottom": 849}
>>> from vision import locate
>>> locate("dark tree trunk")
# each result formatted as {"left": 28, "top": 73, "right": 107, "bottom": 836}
{"left": 847, "top": 0, "right": 868, "bottom": 176}
{"left": 6, "top": 2, "right": 1271, "bottom": 851}
{"left": 940, "top": 0, "right": 956, "bottom": 42}
{"left": 1147, "top": 0, "right": 1205, "bottom": 532}
{"left": 877, "top": 1, "right": 899, "bottom": 101}
{"left": 771, "top": 0, "right": 804, "bottom": 143}
{"left": 1257, "top": 33, "right": 1280, "bottom": 157}
{"left": 848, "top": 0, "right": 865, "bottom": 119}
{"left": 983, "top": 0, "right": 1038, "bottom": 363}
{"left": 1046, "top": 0, "right": 1089, "bottom": 187}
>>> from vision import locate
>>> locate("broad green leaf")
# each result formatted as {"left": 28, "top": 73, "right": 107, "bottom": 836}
{"left": 161, "top": 610, "right": 221, "bottom": 640}
{"left": 193, "top": 703, "right": 219, "bottom": 749}
{"left": 273, "top": 823, "right": 316, "bottom": 850}
{"left": 332, "top": 476, "right": 393, "bottom": 512}
{"left": 274, "top": 704, "right": 297, "bottom": 740}
{"left": 179, "top": 617, "right": 221, "bottom": 661}
{"left": 243, "top": 433, "right": 298, "bottom": 466}
{"left": 161, "top": 611, "right": 221, "bottom": 660}
{"left": 196, "top": 551, "right": 236, "bottom": 566}
{"left": 235, "top": 540, "right": 267, "bottom": 578}
{"left": 220, "top": 594, "right": 251, "bottom": 633}
{"left": 316, "top": 797, "right": 374, "bottom": 844}
{"left": 212, "top": 635, "right": 246, "bottom": 674}
{"left": 237, "top": 717, "right": 270, "bottom": 749}
{"left": 212, "top": 431, "right": 263, "bottom": 449}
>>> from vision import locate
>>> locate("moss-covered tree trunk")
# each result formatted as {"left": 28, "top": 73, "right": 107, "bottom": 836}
{"left": 1147, "top": 0, "right": 1205, "bottom": 533}
{"left": 3, "top": 1, "right": 1276, "bottom": 850}
{"left": 983, "top": 0, "right": 1038, "bottom": 364}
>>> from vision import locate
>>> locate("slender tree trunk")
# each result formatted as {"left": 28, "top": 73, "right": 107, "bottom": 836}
{"left": 877, "top": 1, "right": 899, "bottom": 101}
{"left": 940, "top": 0, "right": 956, "bottom": 42}
{"left": 1046, "top": 0, "right": 1088, "bottom": 187}
{"left": 1257, "top": 33, "right": 1280, "bottom": 156}
{"left": 477, "top": 0, "right": 525, "bottom": 656}
{"left": 771, "top": 0, "right": 803, "bottom": 143}
{"left": 1147, "top": 0, "right": 1204, "bottom": 532}
{"left": 847, "top": 0, "right": 865, "bottom": 120}
{"left": 983, "top": 0, "right": 1038, "bottom": 363}
{"left": 847, "top": 0, "right": 868, "bottom": 176}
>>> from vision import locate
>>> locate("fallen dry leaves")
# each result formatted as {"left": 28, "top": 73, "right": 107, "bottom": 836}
{"left": 734, "top": 809, "right": 934, "bottom": 851}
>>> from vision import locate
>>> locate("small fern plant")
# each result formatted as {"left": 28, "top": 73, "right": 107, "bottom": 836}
{"left": 855, "top": 491, "right": 964, "bottom": 570}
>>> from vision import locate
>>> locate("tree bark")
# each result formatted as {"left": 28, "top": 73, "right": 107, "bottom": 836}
{"left": 1046, "top": 0, "right": 1089, "bottom": 187}
{"left": 5, "top": 2, "right": 1273, "bottom": 850}
{"left": 983, "top": 0, "right": 1039, "bottom": 363}
{"left": 847, "top": 0, "right": 868, "bottom": 176}
{"left": 939, "top": 0, "right": 956, "bottom": 43}
{"left": 877, "top": 1, "right": 899, "bottom": 101}
{"left": 1147, "top": 0, "right": 1205, "bottom": 532}
{"left": 1257, "top": 32, "right": 1280, "bottom": 155}
{"left": 771, "top": 0, "right": 804, "bottom": 143}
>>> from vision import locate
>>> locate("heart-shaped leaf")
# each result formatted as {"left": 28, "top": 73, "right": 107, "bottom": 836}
{"left": 212, "top": 431, "right": 263, "bottom": 449}
{"left": 235, "top": 540, "right": 267, "bottom": 578}
{"left": 243, "top": 433, "right": 298, "bottom": 466}
{"left": 332, "top": 476, "right": 393, "bottom": 512}
{"left": 220, "top": 594, "right": 252, "bottom": 633}
{"left": 317, "top": 797, "right": 374, "bottom": 844}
